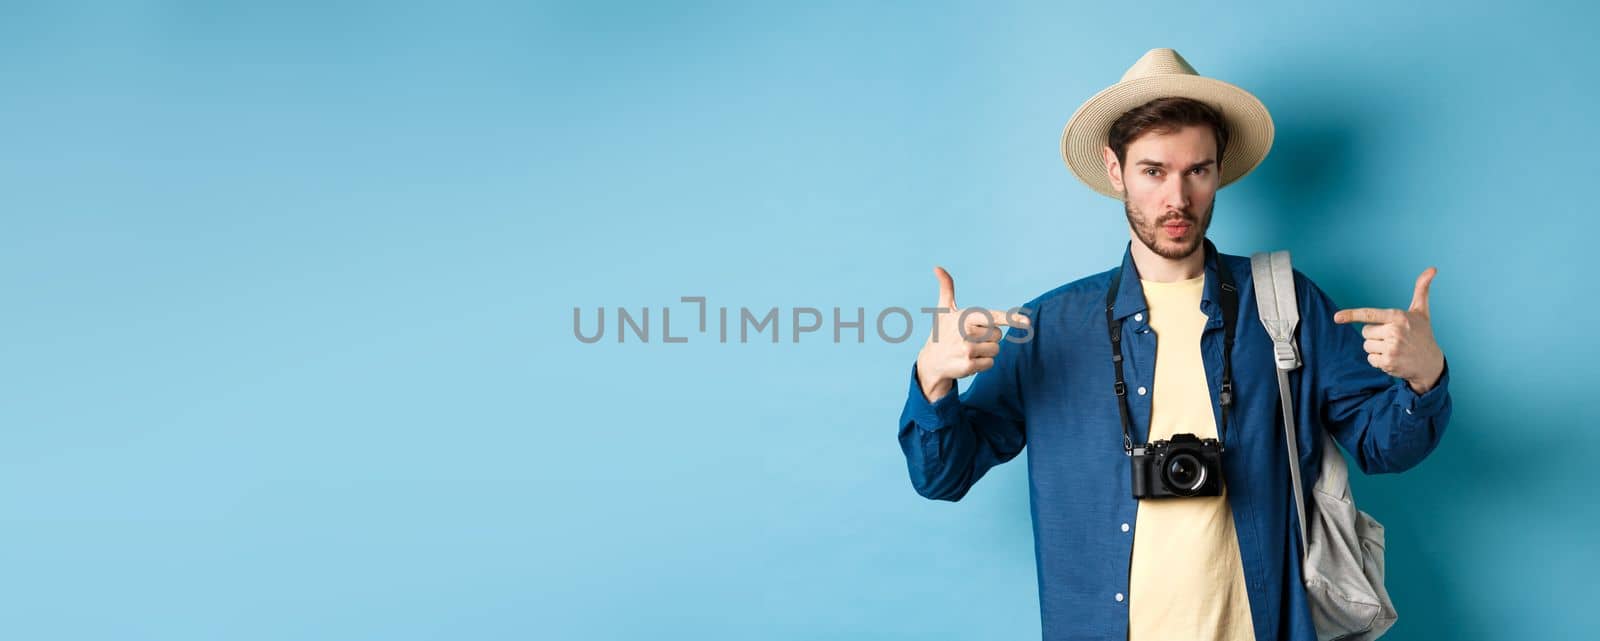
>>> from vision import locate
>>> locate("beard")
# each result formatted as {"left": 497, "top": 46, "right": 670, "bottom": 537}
{"left": 1124, "top": 196, "right": 1214, "bottom": 260}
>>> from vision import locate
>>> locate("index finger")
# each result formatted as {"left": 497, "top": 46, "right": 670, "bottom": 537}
{"left": 974, "top": 308, "right": 1033, "bottom": 327}
{"left": 1000, "top": 307, "right": 1033, "bottom": 328}
{"left": 959, "top": 308, "right": 998, "bottom": 328}
{"left": 1333, "top": 308, "right": 1405, "bottom": 325}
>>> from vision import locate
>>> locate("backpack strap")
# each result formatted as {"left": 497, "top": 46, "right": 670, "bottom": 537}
{"left": 1250, "top": 250, "right": 1309, "bottom": 558}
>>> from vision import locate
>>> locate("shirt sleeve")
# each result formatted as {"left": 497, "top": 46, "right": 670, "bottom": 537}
{"left": 1300, "top": 272, "right": 1452, "bottom": 474}
{"left": 897, "top": 322, "right": 1030, "bottom": 501}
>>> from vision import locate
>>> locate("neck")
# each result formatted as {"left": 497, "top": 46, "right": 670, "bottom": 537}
{"left": 1129, "top": 231, "right": 1207, "bottom": 282}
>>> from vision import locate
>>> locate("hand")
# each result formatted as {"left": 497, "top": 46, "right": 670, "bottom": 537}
{"left": 1332, "top": 267, "right": 1446, "bottom": 394}
{"left": 915, "top": 266, "right": 1031, "bottom": 403}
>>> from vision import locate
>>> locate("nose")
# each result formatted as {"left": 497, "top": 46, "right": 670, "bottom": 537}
{"left": 1164, "top": 178, "right": 1191, "bottom": 213}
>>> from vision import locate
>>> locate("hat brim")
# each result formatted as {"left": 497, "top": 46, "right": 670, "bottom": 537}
{"left": 1060, "top": 74, "right": 1274, "bottom": 200}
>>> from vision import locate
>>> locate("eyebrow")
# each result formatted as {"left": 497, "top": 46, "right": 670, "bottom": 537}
{"left": 1134, "top": 159, "right": 1216, "bottom": 171}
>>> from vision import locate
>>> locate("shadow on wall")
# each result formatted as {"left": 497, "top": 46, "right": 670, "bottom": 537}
{"left": 1240, "top": 56, "right": 1592, "bottom": 640}
{"left": 1243, "top": 59, "right": 1486, "bottom": 641}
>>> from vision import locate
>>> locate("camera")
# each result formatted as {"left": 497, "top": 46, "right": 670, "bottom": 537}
{"left": 1130, "top": 433, "right": 1224, "bottom": 499}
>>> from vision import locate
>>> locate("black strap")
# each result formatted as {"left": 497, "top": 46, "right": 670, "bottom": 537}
{"left": 1104, "top": 240, "right": 1238, "bottom": 454}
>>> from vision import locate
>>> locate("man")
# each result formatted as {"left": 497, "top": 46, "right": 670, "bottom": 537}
{"left": 897, "top": 48, "right": 1451, "bottom": 641}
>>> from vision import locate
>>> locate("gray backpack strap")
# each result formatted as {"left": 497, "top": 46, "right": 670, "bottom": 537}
{"left": 1250, "top": 251, "right": 1308, "bottom": 557}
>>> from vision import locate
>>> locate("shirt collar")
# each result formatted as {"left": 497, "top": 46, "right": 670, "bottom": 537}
{"left": 1110, "top": 238, "right": 1225, "bottom": 322}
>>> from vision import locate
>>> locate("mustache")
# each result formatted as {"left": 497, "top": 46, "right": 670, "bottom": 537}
{"left": 1156, "top": 213, "right": 1198, "bottom": 226}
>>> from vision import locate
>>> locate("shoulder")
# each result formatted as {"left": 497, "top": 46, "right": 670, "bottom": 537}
{"left": 1026, "top": 267, "right": 1115, "bottom": 313}
{"left": 1220, "top": 249, "right": 1333, "bottom": 302}
{"left": 1030, "top": 269, "right": 1116, "bottom": 306}
{"left": 1012, "top": 266, "right": 1119, "bottom": 341}
{"left": 1224, "top": 249, "right": 1347, "bottom": 333}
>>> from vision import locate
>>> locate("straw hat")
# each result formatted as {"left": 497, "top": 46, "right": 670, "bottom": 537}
{"left": 1060, "top": 48, "right": 1275, "bottom": 199}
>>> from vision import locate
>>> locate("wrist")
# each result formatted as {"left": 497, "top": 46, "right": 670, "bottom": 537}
{"left": 915, "top": 357, "right": 953, "bottom": 403}
{"left": 1406, "top": 377, "right": 1435, "bottom": 395}
{"left": 921, "top": 377, "right": 953, "bottom": 403}
{"left": 1407, "top": 359, "right": 1444, "bottom": 395}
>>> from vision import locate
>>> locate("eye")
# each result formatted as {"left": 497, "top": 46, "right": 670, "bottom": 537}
{"left": 1190, "top": 167, "right": 1209, "bottom": 176}
{"left": 1144, "top": 168, "right": 1162, "bottom": 177}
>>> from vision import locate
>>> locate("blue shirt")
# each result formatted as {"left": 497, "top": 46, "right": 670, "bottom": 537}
{"left": 897, "top": 241, "right": 1452, "bottom": 641}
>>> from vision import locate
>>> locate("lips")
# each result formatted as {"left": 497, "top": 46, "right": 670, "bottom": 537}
{"left": 1162, "top": 222, "right": 1192, "bottom": 237}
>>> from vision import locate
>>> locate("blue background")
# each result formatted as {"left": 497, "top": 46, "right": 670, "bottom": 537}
{"left": 3, "top": 2, "right": 1594, "bottom": 639}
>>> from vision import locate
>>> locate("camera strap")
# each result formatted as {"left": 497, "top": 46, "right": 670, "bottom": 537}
{"left": 1104, "top": 239, "right": 1239, "bottom": 454}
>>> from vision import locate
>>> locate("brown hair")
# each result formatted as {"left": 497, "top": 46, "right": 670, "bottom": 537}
{"left": 1106, "top": 97, "right": 1229, "bottom": 168}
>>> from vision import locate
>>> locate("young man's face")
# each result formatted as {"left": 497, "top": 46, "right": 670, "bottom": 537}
{"left": 1102, "top": 125, "right": 1221, "bottom": 261}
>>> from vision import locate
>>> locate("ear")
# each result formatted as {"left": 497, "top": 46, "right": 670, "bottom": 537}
{"left": 1101, "top": 146, "right": 1125, "bottom": 194}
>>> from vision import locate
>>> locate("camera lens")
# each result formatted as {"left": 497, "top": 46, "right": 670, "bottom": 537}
{"left": 1164, "top": 452, "right": 1208, "bottom": 495}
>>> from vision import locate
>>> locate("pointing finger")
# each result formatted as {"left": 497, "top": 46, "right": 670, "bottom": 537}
{"left": 1334, "top": 308, "right": 1405, "bottom": 325}
{"left": 980, "top": 308, "right": 1027, "bottom": 327}
{"left": 958, "top": 309, "right": 1004, "bottom": 342}
{"left": 1007, "top": 307, "right": 1034, "bottom": 329}
{"left": 959, "top": 308, "right": 1024, "bottom": 329}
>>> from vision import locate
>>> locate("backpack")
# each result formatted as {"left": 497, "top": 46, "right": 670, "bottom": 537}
{"left": 1251, "top": 250, "right": 1398, "bottom": 641}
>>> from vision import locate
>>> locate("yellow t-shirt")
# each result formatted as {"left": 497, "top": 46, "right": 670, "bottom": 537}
{"left": 1127, "top": 274, "right": 1255, "bottom": 641}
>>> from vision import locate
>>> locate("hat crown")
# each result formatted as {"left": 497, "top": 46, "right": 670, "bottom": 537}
{"left": 1119, "top": 48, "right": 1199, "bottom": 82}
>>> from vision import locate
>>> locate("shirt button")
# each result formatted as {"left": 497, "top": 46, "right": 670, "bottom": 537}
{"left": 1405, "top": 408, "right": 1414, "bottom": 415}
{"left": 1134, "top": 313, "right": 1143, "bottom": 322}
{"left": 1137, "top": 386, "right": 1147, "bottom": 396}
{"left": 1121, "top": 523, "right": 1130, "bottom": 533}
{"left": 1115, "top": 593, "right": 1125, "bottom": 602}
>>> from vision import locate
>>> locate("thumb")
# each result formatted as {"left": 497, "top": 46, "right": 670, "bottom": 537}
{"left": 934, "top": 266, "right": 956, "bottom": 309}
{"left": 1409, "top": 266, "right": 1436, "bottom": 315}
